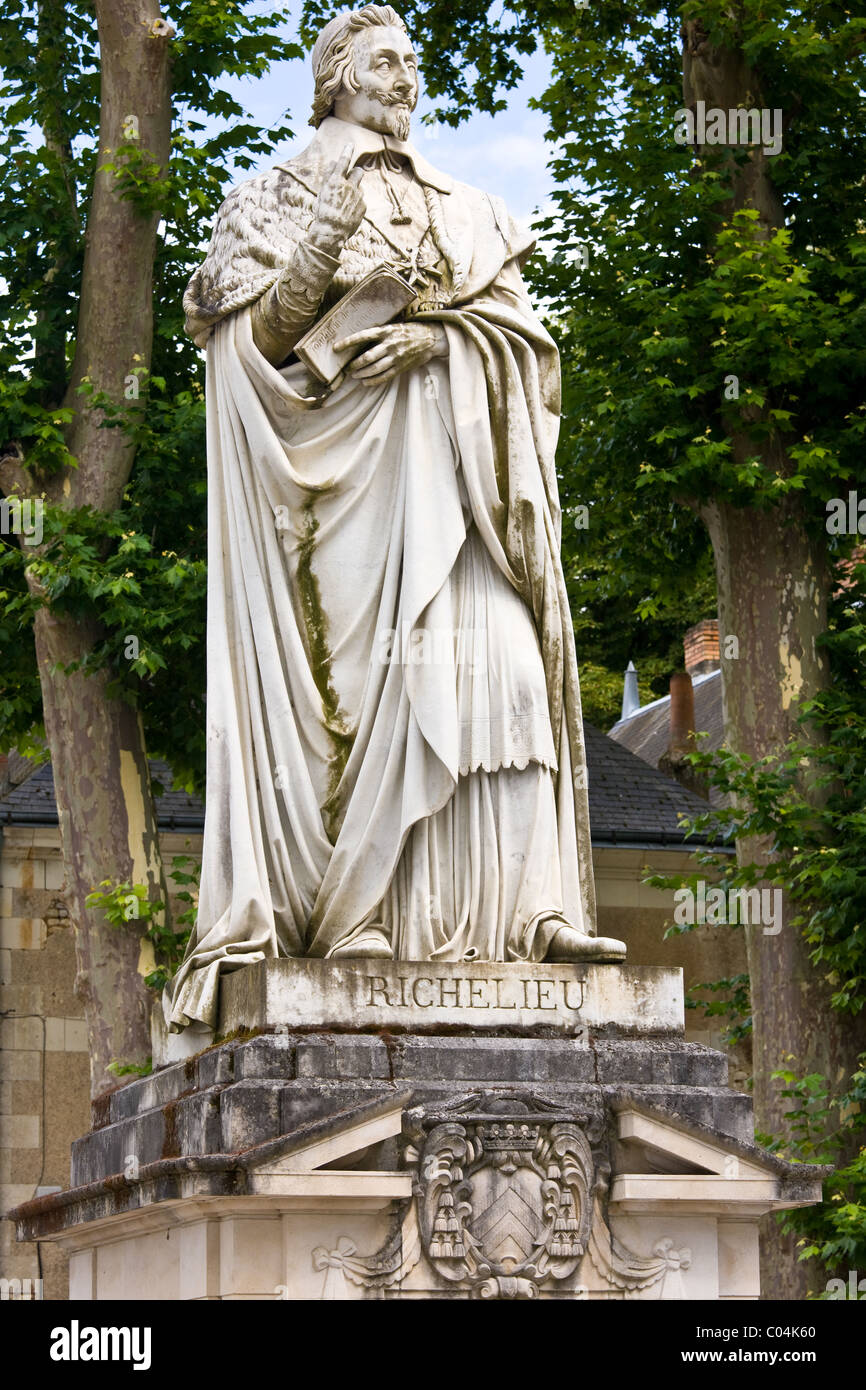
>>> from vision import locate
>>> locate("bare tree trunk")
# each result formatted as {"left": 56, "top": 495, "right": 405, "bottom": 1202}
{"left": 1, "top": 1, "right": 174, "bottom": 1095}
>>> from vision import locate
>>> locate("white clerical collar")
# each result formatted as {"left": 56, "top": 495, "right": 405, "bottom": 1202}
{"left": 314, "top": 115, "right": 453, "bottom": 194}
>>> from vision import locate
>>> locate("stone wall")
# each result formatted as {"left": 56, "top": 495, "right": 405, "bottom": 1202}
{"left": 0, "top": 828, "right": 199, "bottom": 1298}
{"left": 0, "top": 828, "right": 88, "bottom": 1298}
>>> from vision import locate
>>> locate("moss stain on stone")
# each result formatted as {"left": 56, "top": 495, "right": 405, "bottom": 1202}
{"left": 296, "top": 497, "right": 354, "bottom": 829}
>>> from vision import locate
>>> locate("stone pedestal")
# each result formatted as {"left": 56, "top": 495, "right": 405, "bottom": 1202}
{"left": 12, "top": 961, "right": 824, "bottom": 1300}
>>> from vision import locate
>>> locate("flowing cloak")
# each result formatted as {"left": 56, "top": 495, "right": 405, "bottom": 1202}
{"left": 166, "top": 120, "right": 597, "bottom": 1031}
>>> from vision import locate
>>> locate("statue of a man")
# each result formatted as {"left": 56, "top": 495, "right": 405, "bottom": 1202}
{"left": 167, "top": 4, "right": 624, "bottom": 1032}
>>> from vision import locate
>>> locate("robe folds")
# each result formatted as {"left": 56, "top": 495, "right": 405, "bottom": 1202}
{"left": 166, "top": 123, "right": 597, "bottom": 1031}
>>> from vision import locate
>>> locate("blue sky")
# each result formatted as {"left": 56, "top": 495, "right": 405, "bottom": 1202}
{"left": 216, "top": 13, "right": 555, "bottom": 225}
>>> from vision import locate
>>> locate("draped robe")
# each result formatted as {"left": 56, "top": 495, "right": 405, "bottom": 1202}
{"left": 166, "top": 117, "right": 597, "bottom": 1031}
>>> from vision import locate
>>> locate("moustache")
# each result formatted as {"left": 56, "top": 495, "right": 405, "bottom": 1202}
{"left": 371, "top": 89, "right": 415, "bottom": 109}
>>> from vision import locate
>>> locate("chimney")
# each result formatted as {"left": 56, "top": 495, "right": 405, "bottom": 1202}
{"left": 668, "top": 671, "right": 696, "bottom": 757}
{"left": 620, "top": 660, "right": 640, "bottom": 721}
{"left": 658, "top": 670, "right": 708, "bottom": 799}
{"left": 684, "top": 619, "right": 720, "bottom": 677}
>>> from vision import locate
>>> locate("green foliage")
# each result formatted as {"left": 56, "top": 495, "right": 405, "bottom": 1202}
{"left": 647, "top": 557, "right": 866, "bottom": 1279}
{"left": 353, "top": 0, "right": 866, "bottom": 708}
{"left": 0, "top": 1, "right": 303, "bottom": 788}
{"left": 685, "top": 974, "right": 752, "bottom": 1046}
{"left": 85, "top": 855, "right": 199, "bottom": 993}
{"left": 759, "top": 1057, "right": 866, "bottom": 1292}
{"left": 99, "top": 140, "right": 174, "bottom": 218}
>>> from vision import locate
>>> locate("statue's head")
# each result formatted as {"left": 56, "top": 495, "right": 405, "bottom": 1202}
{"left": 310, "top": 5, "right": 418, "bottom": 141}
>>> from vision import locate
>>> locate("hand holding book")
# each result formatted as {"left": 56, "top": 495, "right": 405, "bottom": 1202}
{"left": 294, "top": 266, "right": 419, "bottom": 383}
{"left": 335, "top": 321, "right": 448, "bottom": 387}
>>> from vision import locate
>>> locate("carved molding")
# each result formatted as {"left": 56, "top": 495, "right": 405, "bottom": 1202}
{"left": 587, "top": 1168, "right": 692, "bottom": 1299}
{"left": 312, "top": 1200, "right": 421, "bottom": 1300}
{"left": 309, "top": 1095, "right": 692, "bottom": 1300}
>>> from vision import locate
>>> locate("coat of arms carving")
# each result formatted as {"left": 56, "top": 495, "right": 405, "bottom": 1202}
{"left": 413, "top": 1096, "right": 600, "bottom": 1298}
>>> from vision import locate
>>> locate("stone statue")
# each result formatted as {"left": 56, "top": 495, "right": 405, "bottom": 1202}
{"left": 166, "top": 4, "right": 625, "bottom": 1033}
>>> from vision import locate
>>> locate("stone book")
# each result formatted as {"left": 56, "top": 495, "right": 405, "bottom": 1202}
{"left": 294, "top": 266, "right": 417, "bottom": 383}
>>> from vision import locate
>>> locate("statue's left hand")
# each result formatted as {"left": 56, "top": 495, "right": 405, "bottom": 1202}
{"left": 334, "top": 323, "right": 448, "bottom": 386}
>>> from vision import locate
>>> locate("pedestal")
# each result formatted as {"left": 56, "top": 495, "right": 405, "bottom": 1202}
{"left": 12, "top": 961, "right": 825, "bottom": 1300}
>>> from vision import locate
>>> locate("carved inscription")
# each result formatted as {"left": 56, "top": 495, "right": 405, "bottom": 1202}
{"left": 366, "top": 974, "right": 585, "bottom": 1013}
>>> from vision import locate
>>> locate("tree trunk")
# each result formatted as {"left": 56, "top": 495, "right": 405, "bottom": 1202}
{"left": 701, "top": 498, "right": 866, "bottom": 1298}
{"left": 35, "top": 608, "right": 168, "bottom": 1093}
{"left": 683, "top": 20, "right": 866, "bottom": 1297}
{"left": 1, "top": 1, "right": 174, "bottom": 1095}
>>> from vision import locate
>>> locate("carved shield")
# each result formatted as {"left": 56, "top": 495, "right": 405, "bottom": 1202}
{"left": 418, "top": 1103, "right": 597, "bottom": 1298}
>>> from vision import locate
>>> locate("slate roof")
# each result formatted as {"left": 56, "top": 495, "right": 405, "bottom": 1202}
{"left": 607, "top": 668, "right": 724, "bottom": 767}
{"left": 0, "top": 759, "right": 204, "bottom": 831}
{"left": 582, "top": 722, "right": 723, "bottom": 847}
{"left": 0, "top": 736, "right": 727, "bottom": 849}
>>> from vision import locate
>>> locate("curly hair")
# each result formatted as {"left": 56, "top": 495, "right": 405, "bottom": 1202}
{"left": 310, "top": 5, "right": 408, "bottom": 128}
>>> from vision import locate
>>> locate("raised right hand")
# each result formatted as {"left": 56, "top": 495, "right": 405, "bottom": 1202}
{"left": 309, "top": 144, "right": 366, "bottom": 256}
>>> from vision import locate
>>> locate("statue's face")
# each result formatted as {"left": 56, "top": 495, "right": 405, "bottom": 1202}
{"left": 333, "top": 25, "right": 419, "bottom": 142}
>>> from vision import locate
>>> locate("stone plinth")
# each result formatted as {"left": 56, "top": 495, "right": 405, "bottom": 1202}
{"left": 219, "top": 959, "right": 683, "bottom": 1039}
{"left": 11, "top": 961, "right": 827, "bottom": 1300}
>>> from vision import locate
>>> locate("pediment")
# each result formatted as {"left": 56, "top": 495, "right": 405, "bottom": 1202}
{"left": 240, "top": 1092, "right": 412, "bottom": 1201}
{"left": 609, "top": 1105, "right": 824, "bottom": 1215}
{"left": 616, "top": 1110, "right": 770, "bottom": 1178}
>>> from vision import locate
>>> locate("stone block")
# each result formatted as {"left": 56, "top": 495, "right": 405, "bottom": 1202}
{"left": 64, "top": 1020, "right": 88, "bottom": 1053}
{"left": 10, "top": 1079, "right": 41, "bottom": 1118}
{"left": 71, "top": 1109, "right": 167, "bottom": 1187}
{"left": 394, "top": 1035, "right": 596, "bottom": 1084}
{"left": 219, "top": 1081, "right": 284, "bottom": 1152}
{"left": 0, "top": 1016, "right": 42, "bottom": 1051}
{"left": 595, "top": 1042, "right": 672, "bottom": 1085}
{"left": 0, "top": 919, "right": 46, "bottom": 951}
{"left": 668, "top": 1043, "right": 728, "bottom": 1087}
{"left": 0, "top": 1183, "right": 36, "bottom": 1218}
{"left": 708, "top": 1090, "right": 754, "bottom": 1145}
{"left": 220, "top": 958, "right": 683, "bottom": 1038}
{"left": 108, "top": 1064, "right": 196, "bottom": 1127}
{"left": 294, "top": 1035, "right": 390, "bottom": 1081}
{"left": 233, "top": 1035, "right": 296, "bottom": 1081}
{"left": 44, "top": 858, "right": 65, "bottom": 891}
{"left": 196, "top": 1043, "right": 237, "bottom": 1089}
{"left": 279, "top": 1082, "right": 390, "bottom": 1138}
{"left": 176, "top": 1091, "right": 222, "bottom": 1157}
{"left": 2, "top": 1115, "right": 40, "bottom": 1149}
{"left": 0, "top": 984, "right": 42, "bottom": 1014}
{"left": 0, "top": 1050, "right": 41, "bottom": 1083}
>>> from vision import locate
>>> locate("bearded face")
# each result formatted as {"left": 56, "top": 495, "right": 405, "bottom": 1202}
{"left": 333, "top": 25, "right": 419, "bottom": 141}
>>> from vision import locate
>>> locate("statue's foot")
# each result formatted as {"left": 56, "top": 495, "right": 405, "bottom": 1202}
{"left": 329, "top": 928, "right": 393, "bottom": 961}
{"left": 545, "top": 925, "right": 626, "bottom": 964}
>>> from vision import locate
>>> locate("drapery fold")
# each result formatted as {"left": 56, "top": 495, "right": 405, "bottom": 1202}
{"left": 166, "top": 223, "right": 596, "bottom": 1033}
